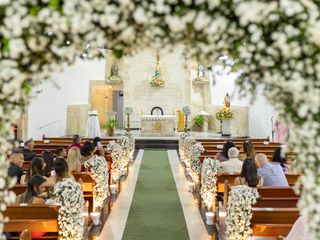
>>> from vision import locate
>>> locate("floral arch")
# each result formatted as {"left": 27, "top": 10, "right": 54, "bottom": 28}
{"left": 1, "top": 0, "right": 319, "bottom": 238}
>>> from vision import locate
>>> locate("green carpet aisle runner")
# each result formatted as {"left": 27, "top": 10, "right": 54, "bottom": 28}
{"left": 122, "top": 149, "right": 189, "bottom": 240}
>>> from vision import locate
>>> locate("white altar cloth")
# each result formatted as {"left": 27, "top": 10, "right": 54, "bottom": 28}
{"left": 86, "top": 110, "right": 101, "bottom": 138}
{"left": 140, "top": 115, "right": 176, "bottom": 136}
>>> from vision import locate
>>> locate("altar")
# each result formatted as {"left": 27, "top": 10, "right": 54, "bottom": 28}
{"left": 140, "top": 115, "right": 176, "bottom": 136}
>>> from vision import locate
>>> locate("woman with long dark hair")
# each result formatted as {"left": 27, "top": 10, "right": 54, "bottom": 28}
{"left": 215, "top": 140, "right": 236, "bottom": 161}
{"left": 243, "top": 140, "right": 256, "bottom": 159}
{"left": 53, "top": 157, "right": 71, "bottom": 183}
{"left": 42, "top": 151, "right": 54, "bottom": 177}
{"left": 234, "top": 158, "right": 263, "bottom": 187}
{"left": 18, "top": 174, "right": 47, "bottom": 204}
{"left": 272, "top": 147, "right": 289, "bottom": 173}
{"left": 21, "top": 157, "right": 46, "bottom": 184}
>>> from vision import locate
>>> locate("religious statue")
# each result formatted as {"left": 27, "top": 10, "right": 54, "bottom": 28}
{"left": 107, "top": 64, "right": 122, "bottom": 83}
{"left": 193, "top": 64, "right": 209, "bottom": 83}
{"left": 197, "top": 64, "right": 205, "bottom": 77}
{"left": 150, "top": 52, "right": 165, "bottom": 87}
{"left": 224, "top": 93, "right": 230, "bottom": 108}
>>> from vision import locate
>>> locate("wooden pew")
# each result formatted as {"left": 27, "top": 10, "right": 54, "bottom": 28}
{"left": 4, "top": 205, "right": 60, "bottom": 239}
{"left": 286, "top": 174, "right": 300, "bottom": 186}
{"left": 251, "top": 208, "right": 299, "bottom": 237}
{"left": 222, "top": 177, "right": 300, "bottom": 209}
{"left": 10, "top": 185, "right": 52, "bottom": 196}
{"left": 72, "top": 172, "right": 94, "bottom": 212}
{"left": 215, "top": 208, "right": 299, "bottom": 239}
{"left": 254, "top": 187, "right": 299, "bottom": 208}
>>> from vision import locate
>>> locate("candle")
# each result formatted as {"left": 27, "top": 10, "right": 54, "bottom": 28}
{"left": 110, "top": 184, "right": 117, "bottom": 195}
{"left": 90, "top": 212, "right": 100, "bottom": 225}
{"left": 188, "top": 182, "right": 195, "bottom": 192}
{"left": 205, "top": 212, "right": 215, "bottom": 225}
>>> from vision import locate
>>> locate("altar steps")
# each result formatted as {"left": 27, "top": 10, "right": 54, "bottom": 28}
{"left": 135, "top": 139, "right": 178, "bottom": 149}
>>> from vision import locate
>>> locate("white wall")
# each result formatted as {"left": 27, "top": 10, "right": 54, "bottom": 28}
{"left": 28, "top": 58, "right": 105, "bottom": 139}
{"left": 211, "top": 66, "right": 276, "bottom": 138}
{"left": 28, "top": 59, "right": 276, "bottom": 139}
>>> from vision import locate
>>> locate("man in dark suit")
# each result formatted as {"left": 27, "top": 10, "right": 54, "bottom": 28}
{"left": 22, "top": 138, "right": 37, "bottom": 161}
{"left": 8, "top": 150, "right": 24, "bottom": 184}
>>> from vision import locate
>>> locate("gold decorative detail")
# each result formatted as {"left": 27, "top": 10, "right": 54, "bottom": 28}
{"left": 152, "top": 122, "right": 162, "bottom": 130}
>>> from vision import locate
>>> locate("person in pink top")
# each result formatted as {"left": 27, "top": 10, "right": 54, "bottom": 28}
{"left": 66, "top": 135, "right": 82, "bottom": 153}
{"left": 273, "top": 120, "right": 289, "bottom": 143}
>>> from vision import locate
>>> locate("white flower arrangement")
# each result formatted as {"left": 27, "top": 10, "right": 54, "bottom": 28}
{"left": 226, "top": 185, "right": 260, "bottom": 240}
{"left": 84, "top": 155, "right": 109, "bottom": 202}
{"left": 183, "top": 137, "right": 197, "bottom": 169}
{"left": 182, "top": 106, "right": 191, "bottom": 116}
{"left": 118, "top": 135, "right": 131, "bottom": 166}
{"left": 178, "top": 132, "right": 190, "bottom": 157}
{"left": 124, "top": 106, "right": 133, "bottom": 115}
{"left": 124, "top": 131, "right": 135, "bottom": 159}
{"left": 106, "top": 140, "right": 124, "bottom": 183}
{"left": 190, "top": 142, "right": 204, "bottom": 183}
{"left": 0, "top": 1, "right": 319, "bottom": 238}
{"left": 53, "top": 178, "right": 84, "bottom": 240}
{"left": 200, "top": 158, "right": 221, "bottom": 209}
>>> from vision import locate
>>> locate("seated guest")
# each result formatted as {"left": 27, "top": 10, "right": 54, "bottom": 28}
{"left": 53, "top": 157, "right": 73, "bottom": 183}
{"left": 215, "top": 140, "right": 236, "bottom": 162}
{"left": 17, "top": 175, "right": 47, "bottom": 204}
{"left": 272, "top": 147, "right": 289, "bottom": 173}
{"left": 240, "top": 139, "right": 256, "bottom": 160}
{"left": 234, "top": 158, "right": 263, "bottom": 187}
{"left": 93, "top": 136, "right": 105, "bottom": 157}
{"left": 66, "top": 135, "right": 82, "bottom": 153}
{"left": 21, "top": 157, "right": 46, "bottom": 184}
{"left": 8, "top": 150, "right": 24, "bottom": 184}
{"left": 220, "top": 147, "right": 243, "bottom": 173}
{"left": 42, "top": 151, "right": 54, "bottom": 177}
{"left": 17, "top": 175, "right": 49, "bottom": 239}
{"left": 22, "top": 138, "right": 37, "bottom": 161}
{"left": 67, "top": 147, "right": 81, "bottom": 172}
{"left": 55, "top": 147, "right": 66, "bottom": 158}
{"left": 80, "top": 141, "right": 96, "bottom": 171}
{"left": 255, "top": 153, "right": 289, "bottom": 186}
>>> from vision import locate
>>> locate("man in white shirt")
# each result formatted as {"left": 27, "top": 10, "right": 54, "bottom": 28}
{"left": 219, "top": 147, "right": 243, "bottom": 173}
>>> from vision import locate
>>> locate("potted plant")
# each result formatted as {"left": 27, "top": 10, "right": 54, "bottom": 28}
{"left": 216, "top": 107, "right": 234, "bottom": 136}
{"left": 105, "top": 119, "right": 118, "bottom": 136}
{"left": 193, "top": 115, "right": 205, "bottom": 132}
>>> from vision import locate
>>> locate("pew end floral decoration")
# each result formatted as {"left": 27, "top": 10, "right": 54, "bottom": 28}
{"left": 183, "top": 137, "right": 197, "bottom": 169}
{"left": 200, "top": 158, "right": 221, "bottom": 209}
{"left": 179, "top": 132, "right": 190, "bottom": 159}
{"left": 226, "top": 185, "right": 259, "bottom": 240}
{"left": 84, "top": 155, "right": 109, "bottom": 203}
{"left": 124, "top": 131, "right": 135, "bottom": 160}
{"left": 190, "top": 142, "right": 204, "bottom": 183}
{"left": 106, "top": 141, "right": 123, "bottom": 183}
{"left": 53, "top": 178, "right": 84, "bottom": 240}
{"left": 118, "top": 135, "right": 131, "bottom": 167}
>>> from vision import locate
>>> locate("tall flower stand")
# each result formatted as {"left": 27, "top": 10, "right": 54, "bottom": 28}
{"left": 221, "top": 120, "right": 231, "bottom": 136}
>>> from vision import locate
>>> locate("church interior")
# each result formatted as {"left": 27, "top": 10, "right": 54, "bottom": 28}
{"left": 2, "top": 1, "right": 318, "bottom": 240}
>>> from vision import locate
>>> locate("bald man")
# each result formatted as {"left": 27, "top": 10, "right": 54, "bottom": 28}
{"left": 255, "top": 153, "right": 288, "bottom": 186}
